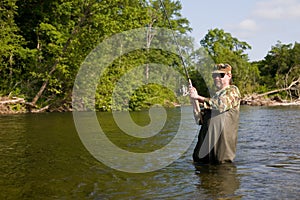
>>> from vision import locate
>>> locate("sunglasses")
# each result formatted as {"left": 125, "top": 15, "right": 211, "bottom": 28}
{"left": 212, "top": 73, "right": 226, "bottom": 79}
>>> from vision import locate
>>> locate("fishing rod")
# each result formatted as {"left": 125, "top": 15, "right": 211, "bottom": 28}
{"left": 158, "top": 0, "right": 191, "bottom": 84}
{"left": 159, "top": 0, "right": 202, "bottom": 124}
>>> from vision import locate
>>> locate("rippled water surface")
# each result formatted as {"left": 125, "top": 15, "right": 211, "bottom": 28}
{"left": 0, "top": 106, "right": 299, "bottom": 199}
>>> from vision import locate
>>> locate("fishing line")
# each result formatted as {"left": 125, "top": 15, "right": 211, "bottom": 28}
{"left": 159, "top": 0, "right": 202, "bottom": 122}
{"left": 158, "top": 0, "right": 191, "bottom": 83}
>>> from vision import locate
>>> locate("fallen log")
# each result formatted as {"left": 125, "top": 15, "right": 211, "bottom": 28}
{"left": 0, "top": 97, "right": 50, "bottom": 114}
{"left": 0, "top": 97, "right": 25, "bottom": 105}
{"left": 31, "top": 105, "right": 50, "bottom": 113}
{"left": 256, "top": 77, "right": 300, "bottom": 98}
{"left": 241, "top": 77, "right": 300, "bottom": 106}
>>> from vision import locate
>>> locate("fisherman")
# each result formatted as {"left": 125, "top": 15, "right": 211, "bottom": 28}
{"left": 189, "top": 63, "right": 241, "bottom": 164}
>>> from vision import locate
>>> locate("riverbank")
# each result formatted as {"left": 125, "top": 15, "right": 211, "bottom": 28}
{"left": 0, "top": 97, "right": 27, "bottom": 114}
{"left": 1, "top": 95, "right": 300, "bottom": 115}
{"left": 0, "top": 96, "right": 71, "bottom": 114}
{"left": 240, "top": 94, "right": 300, "bottom": 106}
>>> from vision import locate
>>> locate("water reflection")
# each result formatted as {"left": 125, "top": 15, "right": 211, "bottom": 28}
{"left": 0, "top": 106, "right": 299, "bottom": 199}
{"left": 194, "top": 163, "right": 241, "bottom": 199}
{"left": 0, "top": 114, "right": 28, "bottom": 200}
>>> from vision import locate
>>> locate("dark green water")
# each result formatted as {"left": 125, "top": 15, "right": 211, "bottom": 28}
{"left": 0, "top": 106, "right": 299, "bottom": 199}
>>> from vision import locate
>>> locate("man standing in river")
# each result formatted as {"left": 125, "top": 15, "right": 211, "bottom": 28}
{"left": 189, "top": 63, "right": 241, "bottom": 164}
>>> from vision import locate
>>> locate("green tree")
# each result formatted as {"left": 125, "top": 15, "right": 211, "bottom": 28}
{"left": 257, "top": 41, "right": 300, "bottom": 99}
{"left": 0, "top": 0, "right": 25, "bottom": 96}
{"left": 200, "top": 28, "right": 251, "bottom": 60}
{"left": 1, "top": 0, "right": 191, "bottom": 111}
{"left": 199, "top": 28, "right": 259, "bottom": 95}
{"left": 95, "top": 0, "right": 192, "bottom": 111}
{"left": 15, "top": 0, "right": 151, "bottom": 108}
{"left": 16, "top": 0, "right": 106, "bottom": 107}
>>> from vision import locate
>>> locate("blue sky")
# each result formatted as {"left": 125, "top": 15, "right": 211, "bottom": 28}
{"left": 180, "top": 0, "right": 300, "bottom": 61}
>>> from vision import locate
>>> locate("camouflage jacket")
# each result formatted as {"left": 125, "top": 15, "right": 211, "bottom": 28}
{"left": 203, "top": 85, "right": 241, "bottom": 113}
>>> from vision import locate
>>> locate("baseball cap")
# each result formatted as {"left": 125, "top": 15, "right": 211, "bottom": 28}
{"left": 212, "top": 63, "right": 232, "bottom": 74}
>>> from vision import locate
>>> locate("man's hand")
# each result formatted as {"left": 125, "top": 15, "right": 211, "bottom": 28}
{"left": 189, "top": 86, "right": 199, "bottom": 100}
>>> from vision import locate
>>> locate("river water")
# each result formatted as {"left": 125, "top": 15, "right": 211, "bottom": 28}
{"left": 0, "top": 106, "right": 299, "bottom": 199}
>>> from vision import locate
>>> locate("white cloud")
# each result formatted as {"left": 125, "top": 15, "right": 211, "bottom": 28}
{"left": 226, "top": 19, "right": 259, "bottom": 39}
{"left": 253, "top": 0, "right": 300, "bottom": 19}
{"left": 238, "top": 19, "right": 259, "bottom": 31}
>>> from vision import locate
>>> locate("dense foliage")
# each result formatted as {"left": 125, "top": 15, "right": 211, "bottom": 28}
{"left": 255, "top": 42, "right": 300, "bottom": 99}
{"left": 0, "top": 0, "right": 299, "bottom": 112}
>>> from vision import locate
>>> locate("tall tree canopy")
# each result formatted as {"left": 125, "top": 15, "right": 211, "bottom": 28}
{"left": 198, "top": 28, "right": 260, "bottom": 95}
{"left": 1, "top": 0, "right": 192, "bottom": 111}
{"left": 1, "top": 1, "right": 299, "bottom": 112}
{"left": 0, "top": 0, "right": 25, "bottom": 95}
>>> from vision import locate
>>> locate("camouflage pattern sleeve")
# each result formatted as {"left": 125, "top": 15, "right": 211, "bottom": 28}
{"left": 203, "top": 85, "right": 241, "bottom": 113}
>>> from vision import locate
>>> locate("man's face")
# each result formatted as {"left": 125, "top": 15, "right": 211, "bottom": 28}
{"left": 212, "top": 73, "right": 231, "bottom": 90}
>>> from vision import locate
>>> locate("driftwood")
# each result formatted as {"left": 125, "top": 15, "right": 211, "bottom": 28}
{"left": 30, "top": 105, "right": 50, "bottom": 113}
{"left": 241, "top": 95, "right": 300, "bottom": 106}
{"left": 0, "top": 97, "right": 50, "bottom": 114}
{"left": 0, "top": 97, "right": 25, "bottom": 105}
{"left": 241, "top": 77, "right": 300, "bottom": 106}
{"left": 256, "top": 77, "right": 300, "bottom": 98}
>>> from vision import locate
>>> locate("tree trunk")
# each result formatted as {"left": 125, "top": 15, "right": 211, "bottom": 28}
{"left": 31, "top": 3, "right": 93, "bottom": 105}
{"left": 256, "top": 77, "right": 300, "bottom": 98}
